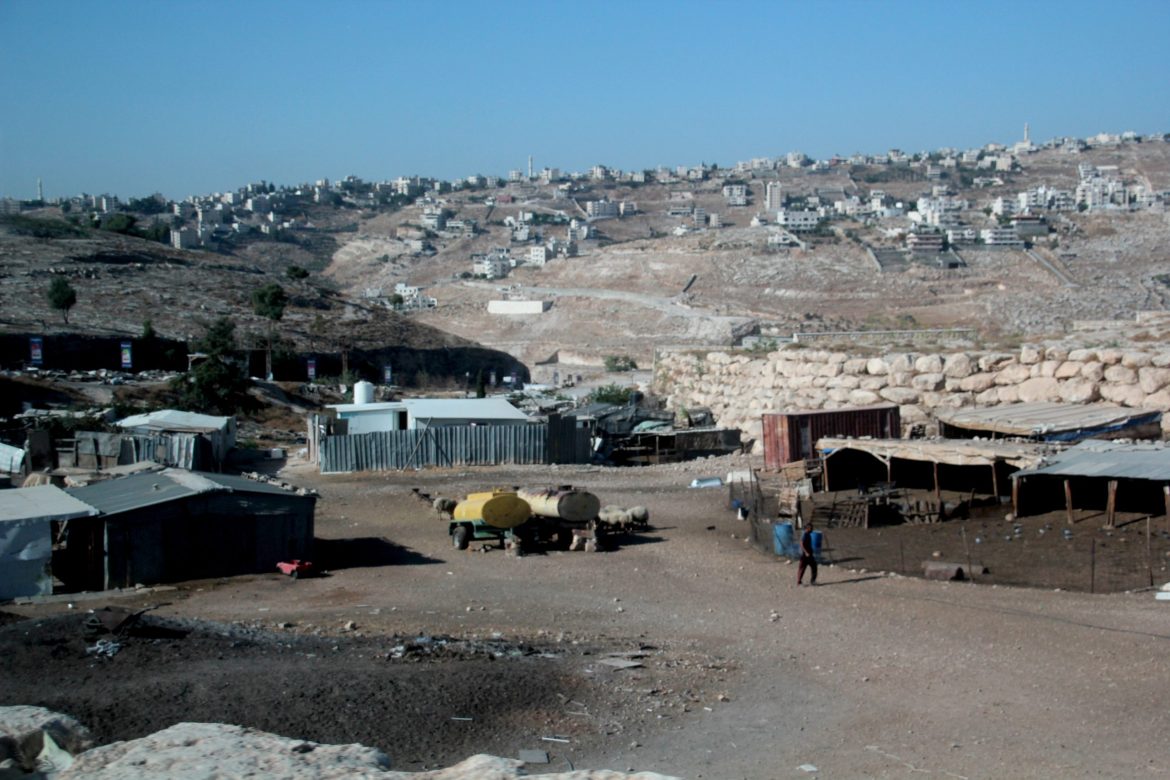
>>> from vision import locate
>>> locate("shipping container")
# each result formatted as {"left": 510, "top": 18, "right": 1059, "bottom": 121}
{"left": 762, "top": 404, "right": 900, "bottom": 470}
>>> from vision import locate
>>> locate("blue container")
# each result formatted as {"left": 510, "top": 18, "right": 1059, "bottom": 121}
{"left": 809, "top": 530, "right": 825, "bottom": 562}
{"left": 773, "top": 522, "right": 797, "bottom": 558}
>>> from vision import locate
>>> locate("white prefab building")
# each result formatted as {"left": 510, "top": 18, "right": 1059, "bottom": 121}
{"left": 776, "top": 209, "right": 821, "bottom": 232}
{"left": 488, "top": 299, "right": 549, "bottom": 314}
{"left": 327, "top": 398, "right": 530, "bottom": 434}
{"left": 0, "top": 485, "right": 98, "bottom": 600}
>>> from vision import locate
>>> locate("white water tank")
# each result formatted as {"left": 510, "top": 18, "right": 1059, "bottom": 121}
{"left": 353, "top": 380, "right": 375, "bottom": 405}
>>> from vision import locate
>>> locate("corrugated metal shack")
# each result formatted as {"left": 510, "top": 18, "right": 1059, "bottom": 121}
{"left": 762, "top": 405, "right": 900, "bottom": 471}
{"left": 0, "top": 485, "right": 98, "bottom": 600}
{"left": 935, "top": 402, "right": 1162, "bottom": 442}
{"left": 1012, "top": 440, "right": 1170, "bottom": 521}
{"left": 115, "top": 410, "right": 237, "bottom": 470}
{"left": 62, "top": 469, "right": 314, "bottom": 590}
{"left": 317, "top": 423, "right": 555, "bottom": 473}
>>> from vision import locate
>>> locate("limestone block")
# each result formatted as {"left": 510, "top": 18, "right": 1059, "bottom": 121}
{"left": 995, "top": 364, "right": 1032, "bottom": 385}
{"left": 978, "top": 353, "right": 1016, "bottom": 372}
{"left": 796, "top": 389, "right": 829, "bottom": 408}
{"left": 996, "top": 385, "right": 1020, "bottom": 403}
{"left": 812, "top": 376, "right": 829, "bottom": 388}
{"left": 1080, "top": 361, "right": 1104, "bottom": 382}
{"left": 1152, "top": 352, "right": 1170, "bottom": 369}
{"left": 975, "top": 387, "right": 1000, "bottom": 405}
{"left": 1139, "top": 367, "right": 1170, "bottom": 394}
{"left": 827, "top": 351, "right": 849, "bottom": 364}
{"left": 1058, "top": 378, "right": 1099, "bottom": 403}
{"left": 898, "top": 404, "right": 929, "bottom": 425}
{"left": 1098, "top": 348, "right": 1123, "bottom": 365}
{"left": 859, "top": 376, "right": 888, "bottom": 391}
{"left": 848, "top": 389, "right": 882, "bottom": 406}
{"left": 912, "top": 373, "right": 945, "bottom": 391}
{"left": 1142, "top": 389, "right": 1170, "bottom": 412}
{"left": 959, "top": 373, "right": 997, "bottom": 393}
{"left": 942, "top": 352, "right": 974, "bottom": 378}
{"left": 944, "top": 378, "right": 964, "bottom": 392}
{"left": 826, "top": 374, "right": 861, "bottom": 390}
{"left": 1019, "top": 344, "right": 1042, "bottom": 364}
{"left": 1054, "top": 361, "right": 1083, "bottom": 379}
{"left": 1035, "top": 360, "right": 1061, "bottom": 378}
{"left": 843, "top": 358, "right": 869, "bottom": 374}
{"left": 827, "top": 388, "right": 853, "bottom": 403}
{"left": 865, "top": 357, "right": 889, "bottom": 375}
{"left": 1068, "top": 348, "right": 1098, "bottom": 362}
{"left": 1104, "top": 383, "right": 1147, "bottom": 407}
{"left": 1016, "top": 377, "right": 1061, "bottom": 403}
{"left": 933, "top": 392, "right": 974, "bottom": 409}
{"left": 790, "top": 374, "right": 815, "bottom": 390}
{"left": 885, "top": 353, "right": 915, "bottom": 373}
{"left": 888, "top": 371, "right": 914, "bottom": 387}
{"left": 1121, "top": 351, "right": 1152, "bottom": 369}
{"left": 880, "top": 387, "right": 920, "bottom": 405}
{"left": 1044, "top": 346, "right": 1069, "bottom": 361}
{"left": 1103, "top": 365, "right": 1138, "bottom": 384}
{"left": 914, "top": 354, "right": 943, "bottom": 374}
{"left": 817, "top": 362, "right": 843, "bottom": 378}
{"left": 709, "top": 351, "right": 731, "bottom": 365}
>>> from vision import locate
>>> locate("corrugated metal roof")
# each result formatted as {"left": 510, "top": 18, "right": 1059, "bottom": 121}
{"left": 116, "top": 409, "right": 233, "bottom": 433}
{"left": 327, "top": 401, "right": 404, "bottom": 413}
{"left": 768, "top": 403, "right": 898, "bottom": 418}
{"left": 0, "top": 485, "right": 99, "bottom": 523}
{"left": 817, "top": 436, "right": 1056, "bottom": 469}
{"left": 402, "top": 398, "right": 528, "bottom": 421}
{"left": 65, "top": 469, "right": 307, "bottom": 515}
{"left": 1015, "top": 440, "right": 1170, "bottom": 481}
{"left": 934, "top": 402, "right": 1160, "bottom": 436}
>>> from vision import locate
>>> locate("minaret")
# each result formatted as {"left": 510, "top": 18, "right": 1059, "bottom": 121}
{"left": 37, "top": 178, "right": 43, "bottom": 202}
{"left": 528, "top": 155, "right": 533, "bottom": 179}
{"left": 1024, "top": 123, "right": 1030, "bottom": 144}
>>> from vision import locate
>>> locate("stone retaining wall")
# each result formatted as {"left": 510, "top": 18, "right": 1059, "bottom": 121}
{"left": 653, "top": 344, "right": 1170, "bottom": 450}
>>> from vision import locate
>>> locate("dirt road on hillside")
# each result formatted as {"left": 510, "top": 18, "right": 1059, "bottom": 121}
{"left": 4, "top": 455, "right": 1170, "bottom": 778}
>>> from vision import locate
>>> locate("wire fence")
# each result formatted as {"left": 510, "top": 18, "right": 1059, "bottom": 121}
{"left": 729, "top": 479, "right": 1170, "bottom": 594}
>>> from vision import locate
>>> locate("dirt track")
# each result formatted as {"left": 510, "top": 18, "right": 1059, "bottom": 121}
{"left": 5, "top": 454, "right": 1170, "bottom": 778}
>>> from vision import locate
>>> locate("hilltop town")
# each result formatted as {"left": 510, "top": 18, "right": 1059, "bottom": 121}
{"left": 3, "top": 127, "right": 1169, "bottom": 383}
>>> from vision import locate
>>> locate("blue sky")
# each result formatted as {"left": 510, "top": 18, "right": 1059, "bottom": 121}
{"left": 1, "top": 0, "right": 1168, "bottom": 200}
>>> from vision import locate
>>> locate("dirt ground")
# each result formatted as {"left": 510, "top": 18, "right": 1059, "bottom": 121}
{"left": 4, "top": 454, "right": 1170, "bottom": 778}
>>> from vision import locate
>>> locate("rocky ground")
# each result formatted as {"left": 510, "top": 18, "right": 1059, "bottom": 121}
{"left": 4, "top": 453, "right": 1170, "bottom": 778}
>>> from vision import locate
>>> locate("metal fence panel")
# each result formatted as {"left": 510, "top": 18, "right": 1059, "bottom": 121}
{"left": 320, "top": 424, "right": 550, "bottom": 473}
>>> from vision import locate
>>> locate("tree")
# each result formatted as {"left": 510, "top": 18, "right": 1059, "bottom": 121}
{"left": 47, "top": 277, "right": 77, "bottom": 323}
{"left": 141, "top": 318, "right": 156, "bottom": 339}
{"left": 174, "top": 317, "right": 250, "bottom": 415}
{"left": 252, "top": 283, "right": 288, "bottom": 379}
{"left": 286, "top": 265, "right": 309, "bottom": 280}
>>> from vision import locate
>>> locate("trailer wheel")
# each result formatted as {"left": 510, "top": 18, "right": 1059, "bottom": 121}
{"left": 452, "top": 525, "right": 470, "bottom": 550}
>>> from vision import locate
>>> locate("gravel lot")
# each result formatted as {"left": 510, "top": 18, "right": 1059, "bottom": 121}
{"left": 4, "top": 454, "right": 1170, "bottom": 778}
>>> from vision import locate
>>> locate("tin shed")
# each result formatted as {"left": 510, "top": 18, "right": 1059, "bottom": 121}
{"left": 762, "top": 405, "right": 900, "bottom": 470}
{"left": 63, "top": 469, "right": 314, "bottom": 591}
{"left": 0, "top": 485, "right": 98, "bottom": 600}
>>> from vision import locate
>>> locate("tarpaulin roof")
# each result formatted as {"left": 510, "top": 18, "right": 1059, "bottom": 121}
{"left": 817, "top": 437, "right": 1058, "bottom": 469}
{"left": 934, "top": 402, "right": 1161, "bottom": 439}
{"left": 116, "top": 409, "right": 234, "bottom": 433}
{"left": 1013, "top": 440, "right": 1170, "bottom": 482}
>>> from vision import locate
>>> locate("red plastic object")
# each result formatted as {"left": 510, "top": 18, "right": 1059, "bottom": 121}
{"left": 276, "top": 559, "right": 313, "bottom": 578}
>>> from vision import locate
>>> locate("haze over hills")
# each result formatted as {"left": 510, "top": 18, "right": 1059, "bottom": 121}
{"left": 2, "top": 132, "right": 1169, "bottom": 385}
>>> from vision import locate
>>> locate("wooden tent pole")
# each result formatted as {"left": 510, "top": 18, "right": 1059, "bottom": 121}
{"left": 1105, "top": 480, "right": 1118, "bottom": 529}
{"left": 1064, "top": 479, "right": 1075, "bottom": 526}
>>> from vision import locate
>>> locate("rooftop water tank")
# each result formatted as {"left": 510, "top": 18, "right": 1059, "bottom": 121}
{"left": 353, "top": 380, "right": 375, "bottom": 405}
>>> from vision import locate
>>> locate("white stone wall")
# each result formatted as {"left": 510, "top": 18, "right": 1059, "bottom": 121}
{"left": 653, "top": 345, "right": 1170, "bottom": 450}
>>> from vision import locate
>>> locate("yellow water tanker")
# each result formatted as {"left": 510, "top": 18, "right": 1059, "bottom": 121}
{"left": 453, "top": 489, "right": 531, "bottom": 529}
{"left": 518, "top": 487, "right": 601, "bottom": 524}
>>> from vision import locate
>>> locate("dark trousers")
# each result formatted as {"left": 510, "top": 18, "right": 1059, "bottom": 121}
{"left": 797, "top": 553, "right": 817, "bottom": 584}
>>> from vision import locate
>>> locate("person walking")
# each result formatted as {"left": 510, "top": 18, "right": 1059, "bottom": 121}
{"left": 797, "top": 522, "right": 818, "bottom": 586}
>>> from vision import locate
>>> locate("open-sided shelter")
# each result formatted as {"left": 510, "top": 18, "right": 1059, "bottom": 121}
{"left": 934, "top": 402, "right": 1162, "bottom": 442}
{"left": 63, "top": 469, "right": 314, "bottom": 591}
{"left": 1011, "top": 440, "right": 1170, "bottom": 521}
